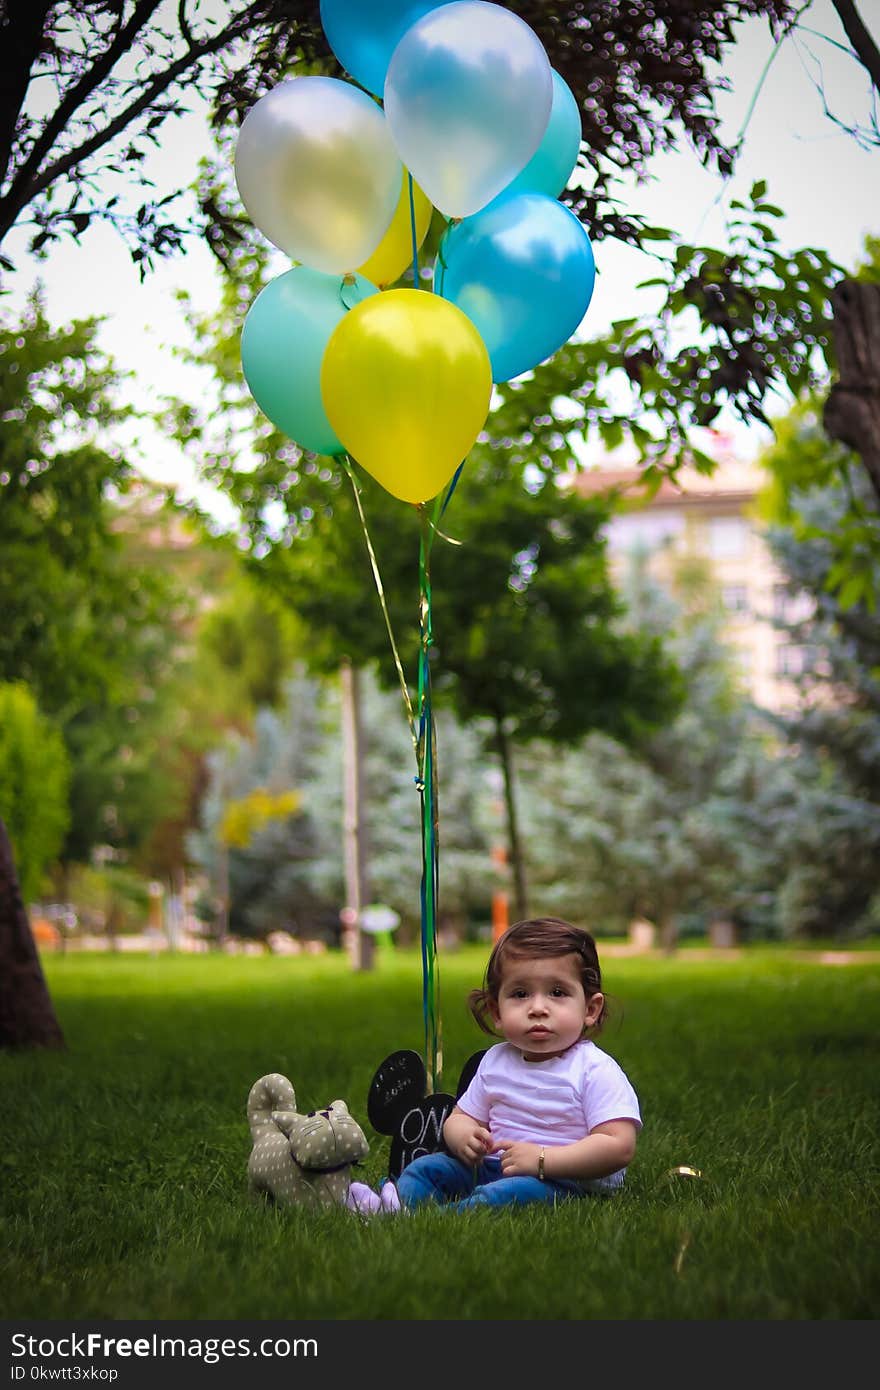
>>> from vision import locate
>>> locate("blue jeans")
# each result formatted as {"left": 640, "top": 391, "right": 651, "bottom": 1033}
{"left": 396, "top": 1151, "right": 585, "bottom": 1211}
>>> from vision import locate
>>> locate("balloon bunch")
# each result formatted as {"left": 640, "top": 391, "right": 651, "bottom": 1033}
{"left": 235, "top": 0, "right": 595, "bottom": 508}
{"left": 234, "top": 2, "right": 595, "bottom": 1090}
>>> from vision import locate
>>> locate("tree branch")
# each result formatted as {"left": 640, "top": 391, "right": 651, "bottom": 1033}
{"left": 0, "top": 1, "right": 265, "bottom": 246}
{"left": 830, "top": 0, "right": 880, "bottom": 91}
{"left": 5, "top": 1, "right": 163, "bottom": 203}
{"left": 178, "top": 0, "right": 195, "bottom": 50}
{"left": 0, "top": 0, "right": 54, "bottom": 192}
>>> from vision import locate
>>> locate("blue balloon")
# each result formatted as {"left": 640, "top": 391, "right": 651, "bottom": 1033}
{"left": 436, "top": 193, "right": 595, "bottom": 383}
{"left": 241, "top": 266, "right": 377, "bottom": 456}
{"left": 320, "top": 1, "right": 445, "bottom": 98}
{"left": 488, "top": 70, "right": 582, "bottom": 205}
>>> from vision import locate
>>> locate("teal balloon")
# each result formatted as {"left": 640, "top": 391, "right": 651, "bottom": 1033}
{"left": 488, "top": 70, "right": 581, "bottom": 205}
{"left": 436, "top": 192, "right": 595, "bottom": 383}
{"left": 241, "top": 267, "right": 377, "bottom": 456}
{"left": 319, "top": 1, "right": 444, "bottom": 98}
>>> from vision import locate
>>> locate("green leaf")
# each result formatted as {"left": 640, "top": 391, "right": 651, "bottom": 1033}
{"left": 834, "top": 574, "right": 867, "bottom": 608}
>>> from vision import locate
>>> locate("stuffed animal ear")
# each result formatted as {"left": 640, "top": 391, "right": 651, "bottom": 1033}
{"left": 327, "top": 1100, "right": 350, "bottom": 1116}
{"left": 271, "top": 1109, "right": 297, "bottom": 1137}
{"left": 367, "top": 1050, "right": 427, "bottom": 1135}
{"left": 456, "top": 1050, "right": 489, "bottom": 1099}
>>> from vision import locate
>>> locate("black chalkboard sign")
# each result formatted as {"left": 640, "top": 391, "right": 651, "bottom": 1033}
{"left": 368, "top": 1048, "right": 488, "bottom": 1179}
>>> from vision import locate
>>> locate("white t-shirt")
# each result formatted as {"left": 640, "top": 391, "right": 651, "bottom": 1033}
{"left": 457, "top": 1040, "right": 642, "bottom": 1191}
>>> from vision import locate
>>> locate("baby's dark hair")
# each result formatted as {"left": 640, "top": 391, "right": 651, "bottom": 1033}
{"left": 468, "top": 917, "right": 608, "bottom": 1038}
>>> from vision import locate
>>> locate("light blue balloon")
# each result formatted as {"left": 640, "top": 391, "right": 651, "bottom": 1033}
{"left": 241, "top": 266, "right": 377, "bottom": 456}
{"left": 319, "top": 1, "right": 445, "bottom": 98}
{"left": 384, "top": 1, "right": 553, "bottom": 218}
{"left": 488, "top": 70, "right": 582, "bottom": 205}
{"left": 436, "top": 193, "right": 595, "bottom": 383}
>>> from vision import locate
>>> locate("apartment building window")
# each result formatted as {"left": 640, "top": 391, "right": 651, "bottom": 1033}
{"left": 605, "top": 510, "right": 685, "bottom": 553}
{"left": 709, "top": 516, "right": 748, "bottom": 558}
{"left": 721, "top": 584, "right": 749, "bottom": 613}
{"left": 775, "top": 643, "right": 806, "bottom": 678}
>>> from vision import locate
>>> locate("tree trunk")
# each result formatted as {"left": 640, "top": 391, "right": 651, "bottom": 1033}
{"left": 495, "top": 719, "right": 528, "bottom": 922}
{"left": 823, "top": 279, "right": 880, "bottom": 507}
{"left": 0, "top": 818, "right": 64, "bottom": 1049}
{"left": 215, "top": 840, "right": 230, "bottom": 948}
{"left": 658, "top": 913, "right": 679, "bottom": 957}
{"left": 340, "top": 660, "right": 374, "bottom": 971}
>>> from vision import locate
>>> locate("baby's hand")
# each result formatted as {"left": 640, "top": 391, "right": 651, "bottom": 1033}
{"left": 495, "top": 1139, "right": 542, "bottom": 1178}
{"left": 448, "top": 1116, "right": 494, "bottom": 1165}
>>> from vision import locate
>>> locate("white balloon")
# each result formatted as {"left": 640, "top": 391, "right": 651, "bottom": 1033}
{"left": 234, "top": 76, "right": 402, "bottom": 274}
{"left": 384, "top": 1, "right": 552, "bottom": 219}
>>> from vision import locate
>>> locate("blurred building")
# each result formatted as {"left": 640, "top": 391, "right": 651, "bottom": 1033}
{"left": 575, "top": 444, "right": 812, "bottom": 711}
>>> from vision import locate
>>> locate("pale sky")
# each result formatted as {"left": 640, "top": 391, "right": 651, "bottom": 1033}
{"left": 4, "top": 2, "right": 878, "bottom": 514}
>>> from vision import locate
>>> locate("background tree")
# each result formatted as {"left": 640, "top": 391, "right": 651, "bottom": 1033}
{"left": 0, "top": 306, "right": 191, "bottom": 863}
{"left": 187, "top": 669, "right": 338, "bottom": 942}
{"left": 0, "top": 298, "right": 181, "bottom": 1043}
{"left": 758, "top": 240, "right": 880, "bottom": 608}
{"left": 118, "top": 548, "right": 309, "bottom": 884}
{"left": 521, "top": 432, "right": 880, "bottom": 948}
{"left": 194, "top": 425, "right": 685, "bottom": 919}
{"left": 760, "top": 448, "right": 880, "bottom": 936}
{"left": 0, "top": 683, "right": 70, "bottom": 903}
{"left": 521, "top": 552, "right": 762, "bottom": 945}
{"left": 187, "top": 668, "right": 494, "bottom": 942}
{"left": 428, "top": 461, "right": 685, "bottom": 918}
{"left": 197, "top": 571, "right": 304, "bottom": 712}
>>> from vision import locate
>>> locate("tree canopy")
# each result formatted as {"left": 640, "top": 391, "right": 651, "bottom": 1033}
{"left": 7, "top": 2, "right": 876, "bottom": 463}
{"left": 2, "top": 1, "right": 807, "bottom": 267}
{"left": 0, "top": 299, "right": 197, "bottom": 866}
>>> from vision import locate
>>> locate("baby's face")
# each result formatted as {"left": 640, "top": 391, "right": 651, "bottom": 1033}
{"left": 490, "top": 952, "right": 602, "bottom": 1061}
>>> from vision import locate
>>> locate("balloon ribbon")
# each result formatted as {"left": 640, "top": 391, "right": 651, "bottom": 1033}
{"left": 341, "top": 455, "right": 418, "bottom": 759}
{"left": 416, "top": 473, "right": 464, "bottom": 1093}
{"left": 342, "top": 454, "right": 464, "bottom": 1092}
{"left": 417, "top": 499, "right": 442, "bottom": 1093}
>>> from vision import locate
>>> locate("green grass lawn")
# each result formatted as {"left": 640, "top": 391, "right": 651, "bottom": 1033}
{"left": 1, "top": 946, "right": 878, "bottom": 1320}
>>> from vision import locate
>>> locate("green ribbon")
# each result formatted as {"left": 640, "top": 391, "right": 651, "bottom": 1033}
{"left": 341, "top": 455, "right": 447, "bottom": 1092}
{"left": 417, "top": 500, "right": 442, "bottom": 1093}
{"left": 408, "top": 173, "right": 421, "bottom": 290}
{"left": 408, "top": 174, "right": 443, "bottom": 1091}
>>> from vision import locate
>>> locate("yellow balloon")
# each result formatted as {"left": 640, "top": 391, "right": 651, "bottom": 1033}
{"left": 321, "top": 289, "right": 492, "bottom": 505}
{"left": 356, "top": 173, "right": 433, "bottom": 288}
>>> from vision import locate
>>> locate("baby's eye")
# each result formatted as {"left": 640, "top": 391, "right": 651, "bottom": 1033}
{"left": 550, "top": 987, "right": 569, "bottom": 997}
{"left": 510, "top": 989, "right": 528, "bottom": 999}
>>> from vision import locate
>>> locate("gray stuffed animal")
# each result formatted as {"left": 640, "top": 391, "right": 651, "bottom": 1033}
{"left": 247, "top": 1072, "right": 369, "bottom": 1207}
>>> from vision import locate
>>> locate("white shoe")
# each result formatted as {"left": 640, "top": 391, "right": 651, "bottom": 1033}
{"left": 346, "top": 1181, "right": 383, "bottom": 1215}
{"left": 380, "top": 1181, "right": 402, "bottom": 1213}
